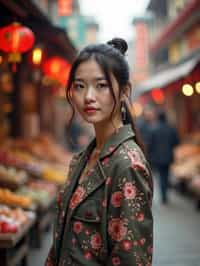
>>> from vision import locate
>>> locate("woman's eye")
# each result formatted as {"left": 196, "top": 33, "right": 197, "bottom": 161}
{"left": 96, "top": 83, "right": 108, "bottom": 89}
{"left": 74, "top": 84, "right": 84, "bottom": 90}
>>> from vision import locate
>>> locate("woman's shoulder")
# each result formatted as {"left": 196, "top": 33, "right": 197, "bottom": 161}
{"left": 110, "top": 138, "right": 150, "bottom": 177}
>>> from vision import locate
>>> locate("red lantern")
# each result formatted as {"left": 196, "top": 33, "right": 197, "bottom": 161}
{"left": 0, "top": 22, "right": 35, "bottom": 71}
{"left": 151, "top": 89, "right": 165, "bottom": 104}
{"left": 43, "top": 56, "right": 71, "bottom": 86}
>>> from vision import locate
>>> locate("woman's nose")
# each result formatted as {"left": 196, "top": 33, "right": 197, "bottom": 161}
{"left": 85, "top": 86, "right": 95, "bottom": 102}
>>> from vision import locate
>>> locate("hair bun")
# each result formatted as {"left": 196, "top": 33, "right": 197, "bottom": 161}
{"left": 107, "top": 38, "right": 128, "bottom": 55}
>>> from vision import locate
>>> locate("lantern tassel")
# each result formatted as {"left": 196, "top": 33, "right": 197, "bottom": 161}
{"left": 12, "top": 63, "right": 17, "bottom": 72}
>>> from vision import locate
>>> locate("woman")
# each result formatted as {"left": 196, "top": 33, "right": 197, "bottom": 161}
{"left": 46, "top": 38, "right": 153, "bottom": 266}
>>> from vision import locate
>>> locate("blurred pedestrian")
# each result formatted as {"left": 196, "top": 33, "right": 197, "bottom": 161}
{"left": 136, "top": 105, "right": 156, "bottom": 158}
{"left": 45, "top": 38, "right": 153, "bottom": 266}
{"left": 149, "top": 111, "right": 179, "bottom": 204}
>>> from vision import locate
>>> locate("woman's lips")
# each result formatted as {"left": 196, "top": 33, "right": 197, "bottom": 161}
{"left": 84, "top": 107, "right": 99, "bottom": 114}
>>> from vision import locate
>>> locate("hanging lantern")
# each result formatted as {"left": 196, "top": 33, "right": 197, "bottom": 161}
{"left": 0, "top": 22, "right": 35, "bottom": 71}
{"left": 43, "top": 56, "right": 71, "bottom": 86}
{"left": 151, "top": 89, "right": 165, "bottom": 104}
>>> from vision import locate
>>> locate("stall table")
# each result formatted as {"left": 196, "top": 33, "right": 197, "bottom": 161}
{"left": 0, "top": 215, "right": 35, "bottom": 266}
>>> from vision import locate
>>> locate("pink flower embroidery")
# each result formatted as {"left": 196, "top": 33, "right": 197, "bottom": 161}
{"left": 108, "top": 218, "right": 127, "bottom": 242}
{"left": 112, "top": 256, "right": 121, "bottom": 265}
{"left": 91, "top": 232, "right": 102, "bottom": 250}
{"left": 111, "top": 191, "right": 123, "bottom": 207}
{"left": 69, "top": 186, "right": 85, "bottom": 209}
{"left": 127, "top": 149, "right": 148, "bottom": 173}
{"left": 73, "top": 221, "right": 83, "bottom": 234}
{"left": 85, "top": 228, "right": 91, "bottom": 235}
{"left": 139, "top": 238, "right": 146, "bottom": 245}
{"left": 84, "top": 250, "right": 93, "bottom": 260}
{"left": 136, "top": 212, "right": 144, "bottom": 222}
{"left": 121, "top": 239, "right": 132, "bottom": 251}
{"left": 123, "top": 182, "right": 136, "bottom": 200}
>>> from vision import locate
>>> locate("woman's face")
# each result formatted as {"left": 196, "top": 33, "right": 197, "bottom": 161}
{"left": 71, "top": 59, "right": 121, "bottom": 125}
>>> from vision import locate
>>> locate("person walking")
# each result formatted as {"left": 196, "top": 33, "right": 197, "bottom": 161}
{"left": 149, "top": 111, "right": 179, "bottom": 204}
{"left": 136, "top": 105, "right": 156, "bottom": 159}
{"left": 45, "top": 38, "right": 153, "bottom": 266}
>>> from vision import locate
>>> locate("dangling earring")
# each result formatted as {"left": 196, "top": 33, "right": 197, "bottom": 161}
{"left": 121, "top": 101, "right": 126, "bottom": 121}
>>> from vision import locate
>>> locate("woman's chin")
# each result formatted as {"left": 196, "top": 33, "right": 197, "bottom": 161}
{"left": 83, "top": 116, "right": 105, "bottom": 125}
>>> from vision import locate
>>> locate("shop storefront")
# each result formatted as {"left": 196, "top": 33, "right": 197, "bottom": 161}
{"left": 0, "top": 1, "right": 76, "bottom": 264}
{"left": 133, "top": 51, "right": 200, "bottom": 209}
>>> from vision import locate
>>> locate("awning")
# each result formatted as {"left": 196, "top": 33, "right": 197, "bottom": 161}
{"left": 132, "top": 52, "right": 200, "bottom": 99}
{"left": 149, "top": 0, "right": 200, "bottom": 53}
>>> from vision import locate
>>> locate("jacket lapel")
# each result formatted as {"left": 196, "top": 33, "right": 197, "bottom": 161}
{"left": 68, "top": 125, "right": 135, "bottom": 216}
{"left": 68, "top": 159, "right": 107, "bottom": 218}
{"left": 99, "top": 124, "right": 135, "bottom": 159}
{"left": 55, "top": 140, "right": 96, "bottom": 263}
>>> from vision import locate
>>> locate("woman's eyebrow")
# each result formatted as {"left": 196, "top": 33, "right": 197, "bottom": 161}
{"left": 74, "top": 77, "right": 106, "bottom": 82}
{"left": 74, "top": 78, "right": 84, "bottom": 82}
{"left": 95, "top": 77, "right": 106, "bottom": 81}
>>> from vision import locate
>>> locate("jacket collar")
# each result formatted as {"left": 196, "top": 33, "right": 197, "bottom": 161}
{"left": 81, "top": 124, "right": 135, "bottom": 160}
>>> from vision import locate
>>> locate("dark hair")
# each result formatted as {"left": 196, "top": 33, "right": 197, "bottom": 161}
{"left": 158, "top": 110, "right": 167, "bottom": 122}
{"left": 66, "top": 37, "right": 144, "bottom": 151}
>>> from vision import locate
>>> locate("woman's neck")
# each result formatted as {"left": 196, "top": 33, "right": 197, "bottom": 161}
{"left": 94, "top": 119, "right": 123, "bottom": 150}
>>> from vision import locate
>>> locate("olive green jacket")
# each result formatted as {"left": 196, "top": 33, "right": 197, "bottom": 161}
{"left": 46, "top": 124, "right": 153, "bottom": 266}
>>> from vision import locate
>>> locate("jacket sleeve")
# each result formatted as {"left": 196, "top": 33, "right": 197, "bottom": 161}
{"left": 45, "top": 153, "right": 81, "bottom": 266}
{"left": 45, "top": 246, "right": 55, "bottom": 266}
{"left": 106, "top": 165, "right": 153, "bottom": 266}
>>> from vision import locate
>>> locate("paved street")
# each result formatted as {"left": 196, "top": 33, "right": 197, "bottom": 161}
{"left": 29, "top": 179, "right": 200, "bottom": 266}
{"left": 153, "top": 179, "right": 200, "bottom": 266}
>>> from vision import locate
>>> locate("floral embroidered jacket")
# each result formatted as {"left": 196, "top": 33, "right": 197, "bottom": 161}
{"left": 46, "top": 124, "right": 153, "bottom": 266}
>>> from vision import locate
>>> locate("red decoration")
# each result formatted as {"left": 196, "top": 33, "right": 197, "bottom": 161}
{"left": 0, "top": 22, "right": 35, "bottom": 71}
{"left": 43, "top": 56, "right": 71, "bottom": 86}
{"left": 151, "top": 89, "right": 165, "bottom": 104}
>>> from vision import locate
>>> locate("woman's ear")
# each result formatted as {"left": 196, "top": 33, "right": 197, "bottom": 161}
{"left": 122, "top": 83, "right": 131, "bottom": 98}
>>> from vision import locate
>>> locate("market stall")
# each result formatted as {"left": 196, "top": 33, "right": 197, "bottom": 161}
{"left": 171, "top": 132, "right": 200, "bottom": 209}
{"left": 0, "top": 205, "right": 36, "bottom": 266}
{"left": 0, "top": 134, "right": 72, "bottom": 264}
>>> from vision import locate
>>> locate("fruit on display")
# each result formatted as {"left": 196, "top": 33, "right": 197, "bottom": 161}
{"left": 42, "top": 166, "right": 66, "bottom": 184}
{"left": 0, "top": 188, "right": 33, "bottom": 208}
{"left": 0, "top": 205, "right": 32, "bottom": 234}
{"left": 174, "top": 144, "right": 200, "bottom": 162}
{"left": 12, "top": 134, "right": 71, "bottom": 164}
{"left": 171, "top": 155, "right": 200, "bottom": 180}
{"left": 28, "top": 180, "right": 57, "bottom": 196}
{"left": 17, "top": 186, "right": 49, "bottom": 205}
{"left": 0, "top": 165, "right": 28, "bottom": 184}
{"left": 0, "top": 136, "right": 71, "bottom": 188}
{"left": 0, "top": 219, "right": 18, "bottom": 233}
